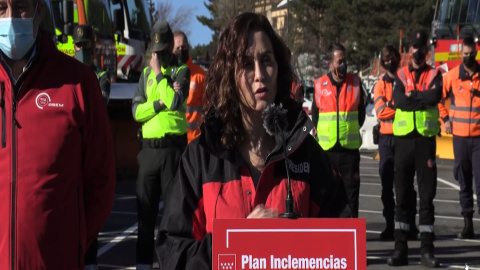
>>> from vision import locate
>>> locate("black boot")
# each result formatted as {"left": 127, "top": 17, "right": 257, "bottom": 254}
{"left": 381, "top": 218, "right": 394, "bottom": 241}
{"left": 458, "top": 212, "right": 475, "bottom": 239}
{"left": 420, "top": 232, "right": 439, "bottom": 268}
{"left": 387, "top": 230, "right": 408, "bottom": 266}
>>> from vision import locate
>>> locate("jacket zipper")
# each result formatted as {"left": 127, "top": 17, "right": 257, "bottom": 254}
{"left": 10, "top": 86, "right": 17, "bottom": 270}
{"left": 1, "top": 82, "right": 5, "bottom": 148}
{"left": 470, "top": 80, "right": 474, "bottom": 137}
{"left": 77, "top": 187, "right": 82, "bottom": 267}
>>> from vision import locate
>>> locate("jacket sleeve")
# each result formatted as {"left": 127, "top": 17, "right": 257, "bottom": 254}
{"left": 374, "top": 81, "right": 395, "bottom": 121}
{"left": 98, "top": 72, "right": 111, "bottom": 105}
{"left": 156, "top": 144, "right": 212, "bottom": 270}
{"left": 163, "top": 66, "right": 191, "bottom": 111}
{"left": 393, "top": 72, "right": 443, "bottom": 111}
{"left": 132, "top": 69, "right": 165, "bottom": 122}
{"left": 438, "top": 73, "right": 451, "bottom": 122}
{"left": 311, "top": 97, "right": 319, "bottom": 128}
{"left": 81, "top": 69, "right": 116, "bottom": 247}
{"left": 307, "top": 136, "right": 351, "bottom": 218}
{"left": 410, "top": 72, "right": 443, "bottom": 108}
{"left": 358, "top": 81, "right": 366, "bottom": 127}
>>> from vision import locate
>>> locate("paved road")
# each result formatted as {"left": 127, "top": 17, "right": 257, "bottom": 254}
{"left": 95, "top": 151, "right": 480, "bottom": 270}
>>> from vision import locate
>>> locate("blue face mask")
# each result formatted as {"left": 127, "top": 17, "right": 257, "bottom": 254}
{"left": 0, "top": 3, "right": 38, "bottom": 60}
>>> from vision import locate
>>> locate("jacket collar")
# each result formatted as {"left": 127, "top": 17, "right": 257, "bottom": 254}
{"left": 199, "top": 100, "right": 313, "bottom": 164}
{"left": 459, "top": 62, "right": 479, "bottom": 80}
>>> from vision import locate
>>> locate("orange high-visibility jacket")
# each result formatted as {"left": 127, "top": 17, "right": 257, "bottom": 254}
{"left": 185, "top": 58, "right": 207, "bottom": 143}
{"left": 373, "top": 74, "right": 395, "bottom": 134}
{"left": 440, "top": 63, "right": 480, "bottom": 137}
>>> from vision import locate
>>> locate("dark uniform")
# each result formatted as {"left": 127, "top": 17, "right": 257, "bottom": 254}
{"left": 131, "top": 21, "right": 190, "bottom": 269}
{"left": 388, "top": 31, "right": 442, "bottom": 268}
{"left": 73, "top": 24, "right": 111, "bottom": 270}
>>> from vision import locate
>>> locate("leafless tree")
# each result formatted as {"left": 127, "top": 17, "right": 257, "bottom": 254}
{"left": 154, "top": 0, "right": 195, "bottom": 37}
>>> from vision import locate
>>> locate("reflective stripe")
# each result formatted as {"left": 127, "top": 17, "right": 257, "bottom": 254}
{"left": 451, "top": 105, "right": 480, "bottom": 113}
{"left": 381, "top": 119, "right": 394, "bottom": 123}
{"left": 318, "top": 114, "right": 358, "bottom": 122}
{"left": 353, "top": 76, "right": 360, "bottom": 109}
{"left": 376, "top": 104, "right": 386, "bottom": 116}
{"left": 374, "top": 96, "right": 384, "bottom": 104}
{"left": 395, "top": 222, "right": 410, "bottom": 231}
{"left": 395, "top": 120, "right": 408, "bottom": 127}
{"left": 187, "top": 122, "right": 200, "bottom": 129}
{"left": 424, "top": 120, "right": 438, "bottom": 129}
{"left": 317, "top": 135, "right": 330, "bottom": 142}
{"left": 451, "top": 116, "right": 480, "bottom": 124}
{"left": 346, "top": 134, "right": 359, "bottom": 141}
{"left": 419, "top": 225, "right": 434, "bottom": 233}
{"left": 186, "top": 106, "right": 202, "bottom": 113}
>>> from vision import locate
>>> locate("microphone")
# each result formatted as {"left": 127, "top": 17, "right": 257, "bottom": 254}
{"left": 262, "top": 103, "right": 302, "bottom": 219}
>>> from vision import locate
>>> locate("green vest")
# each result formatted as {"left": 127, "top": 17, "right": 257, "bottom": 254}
{"left": 315, "top": 74, "right": 362, "bottom": 150}
{"left": 393, "top": 66, "right": 440, "bottom": 137}
{"left": 140, "top": 64, "right": 188, "bottom": 138}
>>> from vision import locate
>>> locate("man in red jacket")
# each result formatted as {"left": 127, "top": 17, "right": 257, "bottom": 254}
{"left": 0, "top": 0, "right": 116, "bottom": 269}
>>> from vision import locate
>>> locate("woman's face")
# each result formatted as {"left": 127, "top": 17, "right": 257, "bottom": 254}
{"left": 238, "top": 30, "right": 278, "bottom": 114}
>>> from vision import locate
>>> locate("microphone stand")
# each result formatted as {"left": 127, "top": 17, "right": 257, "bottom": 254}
{"left": 278, "top": 128, "right": 301, "bottom": 219}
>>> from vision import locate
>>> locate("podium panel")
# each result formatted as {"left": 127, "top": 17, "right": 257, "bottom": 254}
{"left": 213, "top": 218, "right": 366, "bottom": 270}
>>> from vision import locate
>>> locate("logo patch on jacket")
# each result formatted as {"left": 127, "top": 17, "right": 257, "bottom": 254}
{"left": 322, "top": 81, "right": 328, "bottom": 86}
{"left": 36, "top": 93, "right": 64, "bottom": 109}
{"left": 288, "top": 160, "right": 310, "bottom": 174}
{"left": 321, "top": 89, "right": 331, "bottom": 96}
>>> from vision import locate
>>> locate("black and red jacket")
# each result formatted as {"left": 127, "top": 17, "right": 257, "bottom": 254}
{"left": 156, "top": 102, "right": 350, "bottom": 270}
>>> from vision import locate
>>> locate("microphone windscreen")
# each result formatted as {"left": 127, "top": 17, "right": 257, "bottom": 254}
{"left": 262, "top": 103, "right": 288, "bottom": 136}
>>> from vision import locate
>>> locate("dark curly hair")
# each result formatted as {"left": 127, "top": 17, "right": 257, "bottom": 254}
{"left": 204, "top": 12, "right": 296, "bottom": 150}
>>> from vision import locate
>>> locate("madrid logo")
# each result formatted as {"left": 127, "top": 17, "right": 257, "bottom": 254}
{"left": 218, "top": 254, "right": 236, "bottom": 270}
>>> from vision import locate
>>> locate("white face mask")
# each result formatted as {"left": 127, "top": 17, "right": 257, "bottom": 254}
{"left": 0, "top": 3, "right": 38, "bottom": 60}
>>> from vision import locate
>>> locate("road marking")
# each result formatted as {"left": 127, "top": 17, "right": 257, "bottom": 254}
{"left": 98, "top": 264, "right": 136, "bottom": 269}
{"left": 360, "top": 194, "right": 461, "bottom": 204}
{"left": 360, "top": 209, "right": 480, "bottom": 222}
{"left": 97, "top": 223, "right": 138, "bottom": 257}
{"left": 110, "top": 211, "right": 136, "bottom": 215}
{"left": 438, "top": 177, "right": 477, "bottom": 201}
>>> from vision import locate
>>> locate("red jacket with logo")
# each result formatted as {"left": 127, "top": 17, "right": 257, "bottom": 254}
{"left": 0, "top": 31, "right": 116, "bottom": 270}
{"left": 156, "top": 101, "right": 350, "bottom": 270}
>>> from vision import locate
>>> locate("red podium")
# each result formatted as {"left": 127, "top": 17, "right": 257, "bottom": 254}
{"left": 213, "top": 218, "right": 366, "bottom": 270}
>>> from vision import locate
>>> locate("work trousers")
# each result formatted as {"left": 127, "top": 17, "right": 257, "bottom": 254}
{"left": 136, "top": 134, "right": 187, "bottom": 264}
{"left": 326, "top": 149, "right": 360, "bottom": 218}
{"left": 394, "top": 135, "right": 437, "bottom": 230}
{"left": 379, "top": 134, "right": 417, "bottom": 223}
{"left": 453, "top": 136, "right": 480, "bottom": 215}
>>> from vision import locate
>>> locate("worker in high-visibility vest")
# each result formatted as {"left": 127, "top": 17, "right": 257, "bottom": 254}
{"left": 439, "top": 36, "right": 480, "bottom": 240}
{"left": 172, "top": 31, "right": 206, "bottom": 143}
{"left": 73, "top": 24, "right": 111, "bottom": 270}
{"left": 373, "top": 45, "right": 418, "bottom": 241}
{"left": 131, "top": 21, "right": 190, "bottom": 270}
{"left": 312, "top": 43, "right": 366, "bottom": 218}
{"left": 388, "top": 30, "right": 442, "bottom": 268}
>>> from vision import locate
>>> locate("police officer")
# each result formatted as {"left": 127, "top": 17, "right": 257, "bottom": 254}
{"left": 374, "top": 45, "right": 419, "bottom": 241}
{"left": 172, "top": 30, "right": 206, "bottom": 143}
{"left": 388, "top": 30, "right": 442, "bottom": 268}
{"left": 312, "top": 43, "right": 366, "bottom": 218}
{"left": 131, "top": 21, "right": 190, "bottom": 270}
{"left": 440, "top": 36, "right": 480, "bottom": 240}
{"left": 73, "top": 24, "right": 111, "bottom": 270}
{"left": 73, "top": 24, "right": 110, "bottom": 105}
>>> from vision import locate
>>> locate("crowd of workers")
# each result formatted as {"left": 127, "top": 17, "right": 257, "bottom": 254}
{"left": 0, "top": 0, "right": 478, "bottom": 269}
